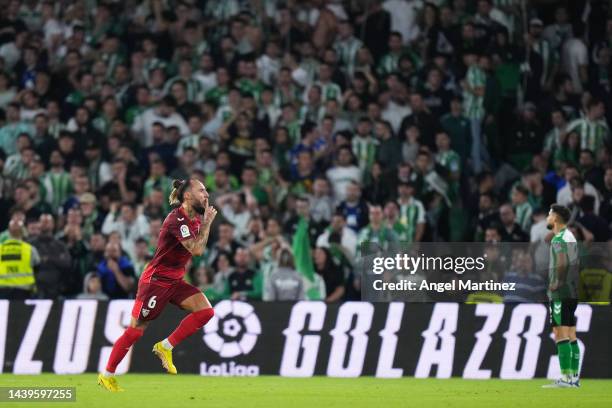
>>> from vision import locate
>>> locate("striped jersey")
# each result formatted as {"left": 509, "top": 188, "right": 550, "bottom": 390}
{"left": 532, "top": 38, "right": 558, "bottom": 86}
{"left": 43, "top": 170, "right": 72, "bottom": 212}
{"left": 398, "top": 197, "right": 426, "bottom": 242}
{"left": 351, "top": 135, "right": 378, "bottom": 177}
{"left": 176, "top": 134, "right": 202, "bottom": 157}
{"left": 377, "top": 49, "right": 422, "bottom": 76}
{"left": 101, "top": 52, "right": 125, "bottom": 78}
{"left": 514, "top": 201, "right": 533, "bottom": 232}
{"left": 273, "top": 85, "right": 301, "bottom": 108}
{"left": 4, "top": 154, "right": 30, "bottom": 180}
{"left": 378, "top": 52, "right": 400, "bottom": 75}
{"left": 357, "top": 225, "right": 398, "bottom": 250}
{"left": 463, "top": 65, "right": 486, "bottom": 119}
{"left": 334, "top": 36, "right": 363, "bottom": 75}
{"left": 164, "top": 76, "right": 204, "bottom": 102}
{"left": 566, "top": 118, "right": 609, "bottom": 151}
{"left": 543, "top": 126, "right": 564, "bottom": 154}
{"left": 311, "top": 81, "right": 343, "bottom": 103}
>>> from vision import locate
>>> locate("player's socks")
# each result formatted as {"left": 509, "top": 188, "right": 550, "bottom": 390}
{"left": 102, "top": 370, "right": 115, "bottom": 378}
{"left": 167, "top": 307, "right": 214, "bottom": 347}
{"left": 556, "top": 339, "right": 572, "bottom": 379}
{"left": 105, "top": 326, "right": 144, "bottom": 373}
{"left": 161, "top": 338, "right": 174, "bottom": 350}
{"left": 570, "top": 340, "right": 580, "bottom": 379}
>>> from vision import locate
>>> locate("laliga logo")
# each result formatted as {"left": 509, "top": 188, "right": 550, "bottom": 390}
{"left": 203, "top": 300, "right": 261, "bottom": 358}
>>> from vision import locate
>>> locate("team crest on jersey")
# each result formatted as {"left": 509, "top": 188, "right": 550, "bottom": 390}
{"left": 180, "top": 224, "right": 190, "bottom": 238}
{"left": 142, "top": 308, "right": 150, "bottom": 317}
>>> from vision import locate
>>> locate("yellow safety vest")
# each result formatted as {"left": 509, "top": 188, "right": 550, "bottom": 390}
{"left": 579, "top": 268, "right": 611, "bottom": 305}
{"left": 0, "top": 239, "right": 35, "bottom": 289}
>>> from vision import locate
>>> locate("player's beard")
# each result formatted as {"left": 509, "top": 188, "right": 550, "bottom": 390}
{"left": 193, "top": 202, "right": 206, "bottom": 215}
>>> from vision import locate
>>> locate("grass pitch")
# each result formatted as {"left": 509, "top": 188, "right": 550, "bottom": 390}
{"left": 0, "top": 374, "right": 610, "bottom": 408}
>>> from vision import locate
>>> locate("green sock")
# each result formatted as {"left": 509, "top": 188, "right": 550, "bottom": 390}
{"left": 570, "top": 340, "right": 580, "bottom": 377}
{"left": 557, "top": 340, "right": 572, "bottom": 377}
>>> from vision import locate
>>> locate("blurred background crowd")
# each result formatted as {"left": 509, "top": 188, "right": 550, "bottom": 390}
{"left": 0, "top": 0, "right": 611, "bottom": 303}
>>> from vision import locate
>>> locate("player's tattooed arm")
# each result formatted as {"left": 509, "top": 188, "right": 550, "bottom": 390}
{"left": 180, "top": 206, "right": 218, "bottom": 256}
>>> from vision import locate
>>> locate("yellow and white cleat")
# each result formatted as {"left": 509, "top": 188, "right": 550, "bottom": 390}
{"left": 97, "top": 373, "right": 124, "bottom": 392}
{"left": 152, "top": 341, "right": 177, "bottom": 374}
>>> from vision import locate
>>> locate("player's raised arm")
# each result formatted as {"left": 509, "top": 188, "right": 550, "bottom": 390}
{"left": 180, "top": 205, "right": 217, "bottom": 256}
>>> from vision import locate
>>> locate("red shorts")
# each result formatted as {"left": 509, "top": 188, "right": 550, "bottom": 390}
{"left": 131, "top": 277, "right": 201, "bottom": 321}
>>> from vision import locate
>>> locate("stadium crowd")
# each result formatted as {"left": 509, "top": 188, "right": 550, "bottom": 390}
{"left": 0, "top": 0, "right": 611, "bottom": 303}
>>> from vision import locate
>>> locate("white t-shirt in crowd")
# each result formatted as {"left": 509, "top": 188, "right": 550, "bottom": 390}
{"left": 561, "top": 37, "right": 588, "bottom": 93}
{"left": 326, "top": 165, "right": 362, "bottom": 203}
{"left": 383, "top": 0, "right": 422, "bottom": 44}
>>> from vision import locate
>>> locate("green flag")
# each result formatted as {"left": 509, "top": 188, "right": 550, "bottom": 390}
{"left": 292, "top": 217, "right": 315, "bottom": 281}
{"left": 292, "top": 217, "right": 323, "bottom": 300}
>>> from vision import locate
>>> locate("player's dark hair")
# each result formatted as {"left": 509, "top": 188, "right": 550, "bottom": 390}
{"left": 169, "top": 179, "right": 191, "bottom": 206}
{"left": 550, "top": 204, "right": 571, "bottom": 224}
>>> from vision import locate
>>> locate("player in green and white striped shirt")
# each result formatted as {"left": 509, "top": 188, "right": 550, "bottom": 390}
{"left": 4, "top": 145, "right": 33, "bottom": 181}
{"left": 164, "top": 59, "right": 204, "bottom": 102}
{"left": 378, "top": 32, "right": 422, "bottom": 76}
{"left": 383, "top": 201, "right": 409, "bottom": 241}
{"left": 357, "top": 205, "right": 399, "bottom": 250}
{"left": 334, "top": 21, "right": 363, "bottom": 78}
{"left": 511, "top": 184, "right": 532, "bottom": 232}
{"left": 462, "top": 55, "right": 486, "bottom": 120}
{"left": 351, "top": 118, "right": 378, "bottom": 182}
{"left": 435, "top": 132, "right": 461, "bottom": 202}
{"left": 462, "top": 52, "right": 487, "bottom": 174}
{"left": 542, "top": 110, "right": 568, "bottom": 160}
{"left": 566, "top": 98, "right": 609, "bottom": 154}
{"left": 543, "top": 205, "right": 581, "bottom": 388}
{"left": 308, "top": 64, "right": 343, "bottom": 104}
{"left": 396, "top": 181, "right": 426, "bottom": 242}
{"left": 203, "top": 0, "right": 240, "bottom": 40}
{"left": 43, "top": 151, "right": 73, "bottom": 212}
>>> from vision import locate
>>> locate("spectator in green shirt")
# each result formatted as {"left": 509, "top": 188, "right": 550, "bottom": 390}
{"left": 440, "top": 97, "right": 471, "bottom": 164}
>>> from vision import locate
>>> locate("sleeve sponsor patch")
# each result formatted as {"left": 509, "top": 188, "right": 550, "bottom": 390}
{"left": 180, "top": 224, "right": 191, "bottom": 238}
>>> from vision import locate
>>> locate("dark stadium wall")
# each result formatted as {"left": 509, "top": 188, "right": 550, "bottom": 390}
{"left": 0, "top": 300, "right": 610, "bottom": 378}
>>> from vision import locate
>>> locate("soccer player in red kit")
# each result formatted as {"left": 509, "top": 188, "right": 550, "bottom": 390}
{"left": 98, "top": 178, "right": 218, "bottom": 391}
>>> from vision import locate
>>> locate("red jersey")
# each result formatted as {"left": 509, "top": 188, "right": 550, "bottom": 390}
{"left": 140, "top": 207, "right": 201, "bottom": 282}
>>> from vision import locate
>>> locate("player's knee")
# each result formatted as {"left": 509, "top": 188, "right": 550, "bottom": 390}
{"left": 193, "top": 307, "right": 214, "bottom": 327}
{"left": 125, "top": 326, "right": 145, "bottom": 342}
{"left": 130, "top": 318, "right": 150, "bottom": 331}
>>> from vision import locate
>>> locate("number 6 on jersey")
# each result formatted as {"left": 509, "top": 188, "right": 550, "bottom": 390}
{"left": 148, "top": 296, "right": 157, "bottom": 309}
